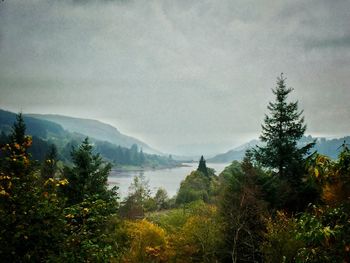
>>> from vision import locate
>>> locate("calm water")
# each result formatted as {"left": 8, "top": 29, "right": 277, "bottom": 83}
{"left": 108, "top": 162, "right": 230, "bottom": 198}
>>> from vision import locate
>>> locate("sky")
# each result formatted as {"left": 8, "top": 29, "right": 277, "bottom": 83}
{"left": 0, "top": 0, "right": 350, "bottom": 156}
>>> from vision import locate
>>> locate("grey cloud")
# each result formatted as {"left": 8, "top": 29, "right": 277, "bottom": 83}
{"left": 0, "top": 0, "right": 349, "bottom": 155}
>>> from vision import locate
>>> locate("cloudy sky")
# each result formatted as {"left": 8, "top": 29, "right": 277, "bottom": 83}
{"left": 0, "top": 0, "right": 349, "bottom": 155}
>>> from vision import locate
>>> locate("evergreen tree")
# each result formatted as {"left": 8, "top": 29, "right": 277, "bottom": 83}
{"left": 9, "top": 112, "right": 26, "bottom": 146}
{"left": 253, "top": 74, "right": 314, "bottom": 184}
{"left": 60, "top": 138, "right": 124, "bottom": 261}
{"left": 62, "top": 137, "right": 113, "bottom": 205}
{"left": 0, "top": 114, "right": 66, "bottom": 261}
{"left": 41, "top": 144, "right": 58, "bottom": 179}
{"left": 197, "top": 155, "right": 208, "bottom": 177}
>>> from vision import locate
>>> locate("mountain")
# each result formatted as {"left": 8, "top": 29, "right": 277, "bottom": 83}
{"left": 0, "top": 109, "right": 177, "bottom": 168}
{"left": 28, "top": 114, "right": 160, "bottom": 154}
{"left": 208, "top": 136, "right": 350, "bottom": 163}
{"left": 208, "top": 139, "right": 263, "bottom": 163}
{"left": 0, "top": 109, "right": 71, "bottom": 161}
{"left": 0, "top": 109, "right": 66, "bottom": 140}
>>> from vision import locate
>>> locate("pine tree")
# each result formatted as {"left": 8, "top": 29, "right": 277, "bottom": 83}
{"left": 197, "top": 155, "right": 208, "bottom": 177}
{"left": 10, "top": 112, "right": 26, "bottom": 146}
{"left": 41, "top": 144, "right": 58, "bottom": 179}
{"left": 253, "top": 74, "right": 314, "bottom": 184}
{"left": 62, "top": 137, "right": 113, "bottom": 205}
{"left": 0, "top": 114, "right": 65, "bottom": 261}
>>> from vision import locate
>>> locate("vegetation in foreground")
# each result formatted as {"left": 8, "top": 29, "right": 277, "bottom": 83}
{"left": 1, "top": 75, "right": 349, "bottom": 262}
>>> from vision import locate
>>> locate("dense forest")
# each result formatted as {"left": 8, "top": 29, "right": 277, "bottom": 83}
{"left": 1, "top": 75, "right": 349, "bottom": 262}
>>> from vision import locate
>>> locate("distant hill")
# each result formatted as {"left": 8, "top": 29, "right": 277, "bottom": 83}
{"left": 207, "top": 146, "right": 248, "bottom": 163}
{"left": 208, "top": 136, "right": 350, "bottom": 163}
{"left": 28, "top": 114, "right": 160, "bottom": 154}
{"left": 0, "top": 109, "right": 66, "bottom": 139}
{"left": 0, "top": 109, "right": 71, "bottom": 161}
{"left": 0, "top": 109, "right": 177, "bottom": 168}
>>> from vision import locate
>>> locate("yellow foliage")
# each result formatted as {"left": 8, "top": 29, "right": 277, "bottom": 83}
{"left": 167, "top": 204, "right": 221, "bottom": 262}
{"left": 314, "top": 168, "right": 319, "bottom": 178}
{"left": 0, "top": 189, "right": 9, "bottom": 197}
{"left": 308, "top": 153, "right": 350, "bottom": 205}
{"left": 123, "top": 219, "right": 168, "bottom": 263}
{"left": 58, "top": 179, "right": 69, "bottom": 186}
{"left": 65, "top": 214, "right": 74, "bottom": 219}
{"left": 44, "top": 178, "right": 55, "bottom": 186}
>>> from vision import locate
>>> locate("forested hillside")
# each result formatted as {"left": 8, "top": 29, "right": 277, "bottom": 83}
{"left": 29, "top": 114, "right": 159, "bottom": 154}
{"left": 0, "top": 109, "right": 177, "bottom": 168}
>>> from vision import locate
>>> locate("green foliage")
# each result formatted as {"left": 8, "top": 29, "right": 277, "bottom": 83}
{"left": 120, "top": 178, "right": 172, "bottom": 219}
{"left": 147, "top": 208, "right": 191, "bottom": 234}
{"left": 262, "top": 212, "right": 304, "bottom": 263}
{"left": 253, "top": 75, "right": 317, "bottom": 211}
{"left": 0, "top": 115, "right": 66, "bottom": 261}
{"left": 253, "top": 74, "right": 314, "bottom": 182}
{"left": 176, "top": 159, "right": 218, "bottom": 205}
{"left": 93, "top": 140, "right": 178, "bottom": 168}
{"left": 177, "top": 203, "right": 222, "bottom": 263}
{"left": 197, "top": 155, "right": 208, "bottom": 177}
{"left": 263, "top": 205, "right": 350, "bottom": 263}
{"left": 154, "top": 187, "right": 170, "bottom": 210}
{"left": 0, "top": 116, "right": 126, "bottom": 261}
{"left": 263, "top": 143, "right": 350, "bottom": 262}
{"left": 176, "top": 171, "right": 211, "bottom": 205}
{"left": 120, "top": 174, "right": 154, "bottom": 218}
{"left": 41, "top": 143, "right": 58, "bottom": 179}
{"left": 294, "top": 205, "right": 350, "bottom": 262}
{"left": 9, "top": 113, "right": 26, "bottom": 145}
{"left": 306, "top": 143, "right": 350, "bottom": 206}
{"left": 218, "top": 157, "right": 268, "bottom": 262}
{"left": 62, "top": 137, "right": 114, "bottom": 205}
{"left": 146, "top": 201, "right": 222, "bottom": 262}
{"left": 29, "top": 136, "right": 52, "bottom": 162}
{"left": 61, "top": 197, "right": 126, "bottom": 262}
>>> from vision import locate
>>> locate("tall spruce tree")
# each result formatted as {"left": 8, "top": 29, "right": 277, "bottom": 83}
{"left": 197, "top": 155, "right": 208, "bottom": 177}
{"left": 253, "top": 74, "right": 314, "bottom": 184}
{"left": 62, "top": 137, "right": 113, "bottom": 205}
{"left": 10, "top": 112, "right": 26, "bottom": 146}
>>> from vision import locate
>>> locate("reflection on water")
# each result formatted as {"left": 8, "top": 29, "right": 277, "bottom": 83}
{"left": 108, "top": 162, "right": 230, "bottom": 198}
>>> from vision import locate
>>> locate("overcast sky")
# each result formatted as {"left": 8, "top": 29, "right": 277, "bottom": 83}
{"left": 1, "top": 0, "right": 350, "bottom": 155}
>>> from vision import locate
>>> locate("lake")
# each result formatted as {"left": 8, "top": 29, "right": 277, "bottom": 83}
{"left": 108, "top": 162, "right": 230, "bottom": 198}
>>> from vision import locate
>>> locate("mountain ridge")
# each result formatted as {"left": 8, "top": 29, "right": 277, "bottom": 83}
{"left": 208, "top": 135, "right": 350, "bottom": 163}
{"left": 28, "top": 113, "right": 161, "bottom": 155}
{"left": 0, "top": 109, "right": 177, "bottom": 168}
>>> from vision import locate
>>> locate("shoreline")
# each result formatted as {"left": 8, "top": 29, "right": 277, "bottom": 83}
{"left": 111, "top": 163, "right": 191, "bottom": 173}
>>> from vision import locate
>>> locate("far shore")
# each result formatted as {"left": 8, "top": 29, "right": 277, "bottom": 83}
{"left": 111, "top": 162, "right": 192, "bottom": 172}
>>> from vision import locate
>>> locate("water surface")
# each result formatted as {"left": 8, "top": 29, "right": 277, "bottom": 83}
{"left": 108, "top": 162, "right": 230, "bottom": 198}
